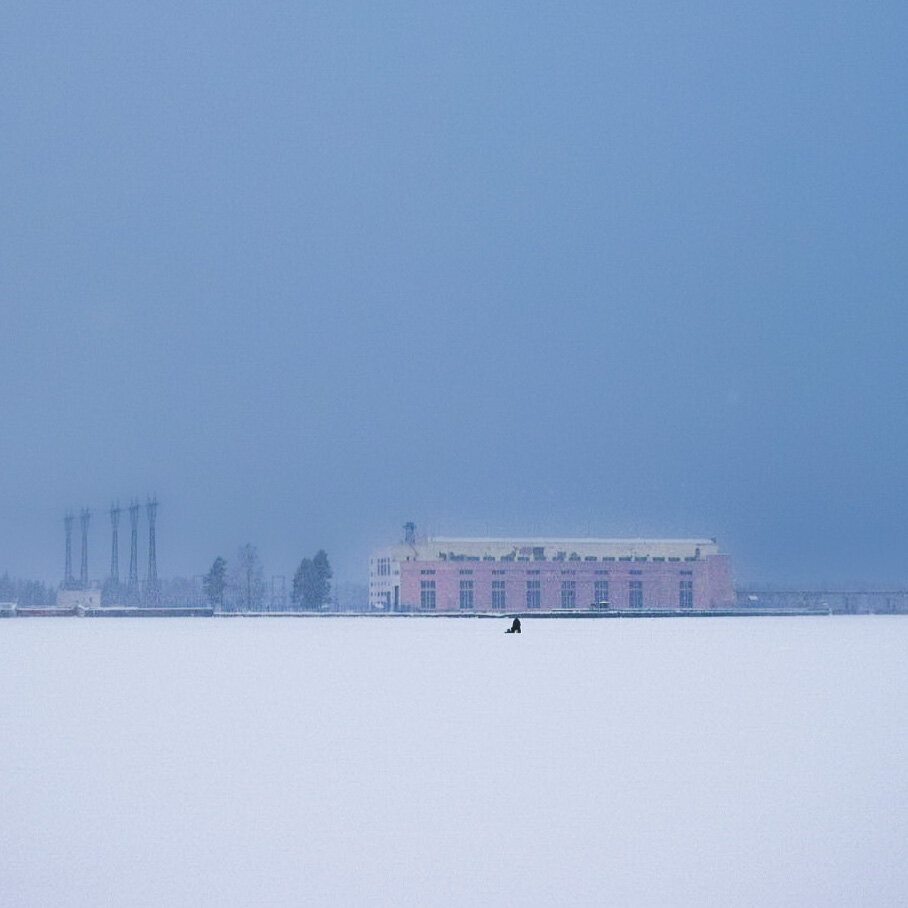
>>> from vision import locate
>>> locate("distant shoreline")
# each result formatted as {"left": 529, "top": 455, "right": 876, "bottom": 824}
{"left": 3, "top": 606, "right": 839, "bottom": 619}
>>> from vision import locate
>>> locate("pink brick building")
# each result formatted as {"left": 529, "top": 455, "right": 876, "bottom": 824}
{"left": 370, "top": 536, "right": 735, "bottom": 613}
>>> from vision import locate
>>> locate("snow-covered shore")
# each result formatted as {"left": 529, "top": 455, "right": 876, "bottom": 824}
{"left": 2, "top": 617, "right": 906, "bottom": 907}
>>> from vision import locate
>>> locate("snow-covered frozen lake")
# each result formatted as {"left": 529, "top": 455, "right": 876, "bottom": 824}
{"left": 2, "top": 616, "right": 907, "bottom": 907}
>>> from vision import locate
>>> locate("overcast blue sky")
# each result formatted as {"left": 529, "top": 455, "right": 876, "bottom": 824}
{"left": 2, "top": 1, "right": 907, "bottom": 587}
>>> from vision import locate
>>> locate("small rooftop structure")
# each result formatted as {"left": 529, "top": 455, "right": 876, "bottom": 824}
{"left": 379, "top": 536, "right": 718, "bottom": 563}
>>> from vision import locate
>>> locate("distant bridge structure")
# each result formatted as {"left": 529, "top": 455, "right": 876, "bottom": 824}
{"left": 736, "top": 588, "right": 908, "bottom": 614}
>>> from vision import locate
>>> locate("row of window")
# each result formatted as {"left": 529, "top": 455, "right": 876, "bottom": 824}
{"left": 374, "top": 558, "right": 392, "bottom": 577}
{"left": 428, "top": 567, "right": 694, "bottom": 577}
{"left": 418, "top": 579, "right": 695, "bottom": 610}
{"left": 440, "top": 553, "right": 702, "bottom": 563}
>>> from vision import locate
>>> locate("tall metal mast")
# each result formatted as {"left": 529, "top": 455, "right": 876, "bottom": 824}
{"left": 64, "top": 512, "right": 74, "bottom": 588}
{"left": 128, "top": 500, "right": 140, "bottom": 597}
{"left": 146, "top": 496, "right": 158, "bottom": 605}
{"left": 110, "top": 502, "right": 121, "bottom": 584}
{"left": 79, "top": 508, "right": 91, "bottom": 589}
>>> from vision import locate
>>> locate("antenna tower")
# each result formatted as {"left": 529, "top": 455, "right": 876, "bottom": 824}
{"left": 128, "top": 500, "right": 140, "bottom": 598}
{"left": 110, "top": 502, "right": 121, "bottom": 583}
{"left": 80, "top": 508, "right": 91, "bottom": 589}
{"left": 146, "top": 496, "right": 158, "bottom": 605}
{"left": 64, "top": 512, "right": 75, "bottom": 588}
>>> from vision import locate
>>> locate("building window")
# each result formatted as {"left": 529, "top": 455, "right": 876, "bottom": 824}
{"left": 561, "top": 581, "right": 576, "bottom": 609}
{"left": 492, "top": 580, "right": 506, "bottom": 610}
{"left": 594, "top": 580, "right": 609, "bottom": 607}
{"left": 680, "top": 580, "right": 693, "bottom": 610}
{"left": 459, "top": 580, "right": 474, "bottom": 610}
{"left": 375, "top": 557, "right": 391, "bottom": 577}
{"left": 420, "top": 580, "right": 436, "bottom": 610}
{"left": 629, "top": 580, "right": 643, "bottom": 609}
{"left": 420, "top": 569, "right": 436, "bottom": 575}
{"left": 526, "top": 580, "right": 541, "bottom": 609}
{"left": 459, "top": 569, "right": 473, "bottom": 575}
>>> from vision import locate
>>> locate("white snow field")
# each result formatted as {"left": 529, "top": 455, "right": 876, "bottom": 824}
{"left": 2, "top": 616, "right": 907, "bottom": 908}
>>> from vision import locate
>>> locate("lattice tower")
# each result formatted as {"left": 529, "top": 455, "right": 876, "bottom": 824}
{"left": 64, "top": 512, "right": 74, "bottom": 588}
{"left": 79, "top": 508, "right": 91, "bottom": 589}
{"left": 128, "top": 500, "right": 140, "bottom": 593}
{"left": 110, "top": 502, "right": 121, "bottom": 583}
{"left": 146, "top": 496, "right": 158, "bottom": 605}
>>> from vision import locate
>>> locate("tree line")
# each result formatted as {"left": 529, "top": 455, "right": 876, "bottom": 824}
{"left": 0, "top": 574, "right": 56, "bottom": 606}
{"left": 203, "top": 545, "right": 332, "bottom": 612}
{"left": 0, "top": 546, "right": 334, "bottom": 612}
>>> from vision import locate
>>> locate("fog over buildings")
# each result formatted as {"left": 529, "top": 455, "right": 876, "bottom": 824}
{"left": 3, "top": 8, "right": 908, "bottom": 908}
{"left": 2, "top": 3, "right": 908, "bottom": 588}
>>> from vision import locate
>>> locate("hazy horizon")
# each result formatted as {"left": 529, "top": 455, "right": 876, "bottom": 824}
{"left": 3, "top": 2, "right": 907, "bottom": 588}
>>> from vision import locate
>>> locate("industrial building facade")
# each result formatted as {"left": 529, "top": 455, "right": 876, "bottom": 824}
{"left": 370, "top": 536, "right": 735, "bottom": 613}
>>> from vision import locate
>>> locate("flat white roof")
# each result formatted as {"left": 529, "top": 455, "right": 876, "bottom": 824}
{"left": 373, "top": 536, "right": 721, "bottom": 562}
{"left": 429, "top": 537, "right": 716, "bottom": 545}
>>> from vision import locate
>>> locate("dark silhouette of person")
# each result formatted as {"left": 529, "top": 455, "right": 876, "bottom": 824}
{"left": 505, "top": 617, "right": 521, "bottom": 634}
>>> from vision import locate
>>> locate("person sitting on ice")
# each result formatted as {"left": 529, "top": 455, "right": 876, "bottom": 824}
{"left": 505, "top": 617, "right": 521, "bottom": 634}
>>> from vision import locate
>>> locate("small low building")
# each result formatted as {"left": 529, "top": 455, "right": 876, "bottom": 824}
{"left": 370, "top": 536, "right": 735, "bottom": 612}
{"left": 56, "top": 588, "right": 102, "bottom": 611}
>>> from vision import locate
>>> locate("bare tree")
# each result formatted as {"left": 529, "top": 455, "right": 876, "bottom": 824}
{"left": 230, "top": 544, "right": 265, "bottom": 612}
